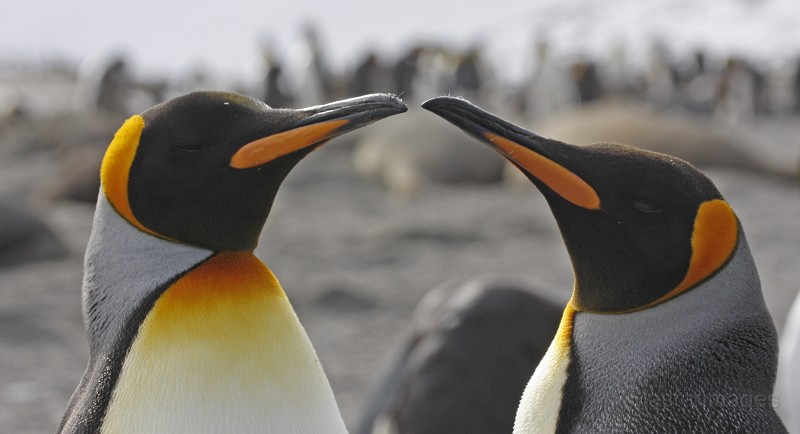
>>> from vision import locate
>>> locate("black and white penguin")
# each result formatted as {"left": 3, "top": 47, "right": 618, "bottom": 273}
{"left": 423, "top": 96, "right": 786, "bottom": 433}
{"left": 59, "top": 91, "right": 406, "bottom": 433}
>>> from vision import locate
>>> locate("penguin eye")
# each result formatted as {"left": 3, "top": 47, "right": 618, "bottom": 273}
{"left": 633, "top": 201, "right": 660, "bottom": 214}
{"left": 177, "top": 145, "right": 203, "bottom": 153}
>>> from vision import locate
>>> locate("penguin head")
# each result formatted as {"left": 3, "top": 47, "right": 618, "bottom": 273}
{"left": 101, "top": 91, "right": 406, "bottom": 251}
{"left": 423, "top": 97, "right": 739, "bottom": 313}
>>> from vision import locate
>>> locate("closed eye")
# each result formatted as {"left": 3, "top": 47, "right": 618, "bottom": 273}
{"left": 176, "top": 146, "right": 203, "bottom": 153}
{"left": 633, "top": 201, "right": 661, "bottom": 214}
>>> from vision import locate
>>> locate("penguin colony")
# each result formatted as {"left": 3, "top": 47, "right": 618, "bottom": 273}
{"left": 58, "top": 91, "right": 406, "bottom": 433}
{"left": 60, "top": 91, "right": 785, "bottom": 433}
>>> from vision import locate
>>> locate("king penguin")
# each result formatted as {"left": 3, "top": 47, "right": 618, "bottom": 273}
{"left": 58, "top": 91, "right": 406, "bottom": 434}
{"left": 422, "top": 96, "right": 786, "bottom": 433}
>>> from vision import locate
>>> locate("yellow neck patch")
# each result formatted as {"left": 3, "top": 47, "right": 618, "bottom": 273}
{"left": 100, "top": 115, "right": 159, "bottom": 237}
{"left": 102, "top": 252, "right": 345, "bottom": 432}
{"left": 644, "top": 199, "right": 739, "bottom": 309}
{"left": 149, "top": 251, "right": 283, "bottom": 326}
{"left": 554, "top": 301, "right": 577, "bottom": 353}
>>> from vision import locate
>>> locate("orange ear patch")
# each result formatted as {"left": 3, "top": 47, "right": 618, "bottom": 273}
{"left": 230, "top": 119, "right": 348, "bottom": 169}
{"left": 100, "top": 115, "right": 160, "bottom": 236}
{"left": 483, "top": 132, "right": 601, "bottom": 210}
{"left": 646, "top": 199, "right": 738, "bottom": 307}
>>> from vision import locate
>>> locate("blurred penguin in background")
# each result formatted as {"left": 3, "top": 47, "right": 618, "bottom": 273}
{"left": 453, "top": 45, "right": 486, "bottom": 104}
{"left": 523, "top": 39, "right": 577, "bottom": 121}
{"left": 393, "top": 46, "right": 423, "bottom": 102}
{"left": 350, "top": 51, "right": 394, "bottom": 97}
{"left": 259, "top": 40, "right": 294, "bottom": 109}
{"left": 286, "top": 22, "right": 333, "bottom": 106}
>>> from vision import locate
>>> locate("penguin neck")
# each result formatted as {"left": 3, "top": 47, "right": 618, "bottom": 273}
{"left": 101, "top": 250, "right": 347, "bottom": 433}
{"left": 518, "top": 234, "right": 778, "bottom": 433}
{"left": 82, "top": 193, "right": 214, "bottom": 355}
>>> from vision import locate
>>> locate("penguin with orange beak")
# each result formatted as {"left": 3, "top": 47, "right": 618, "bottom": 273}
{"left": 59, "top": 91, "right": 406, "bottom": 433}
{"left": 423, "top": 96, "right": 785, "bottom": 433}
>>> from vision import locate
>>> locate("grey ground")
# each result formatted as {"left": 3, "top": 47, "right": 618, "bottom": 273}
{"left": 0, "top": 112, "right": 798, "bottom": 433}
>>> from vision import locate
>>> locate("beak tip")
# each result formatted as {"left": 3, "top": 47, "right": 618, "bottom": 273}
{"left": 421, "top": 95, "right": 474, "bottom": 111}
{"left": 389, "top": 94, "right": 409, "bottom": 114}
{"left": 368, "top": 92, "right": 408, "bottom": 113}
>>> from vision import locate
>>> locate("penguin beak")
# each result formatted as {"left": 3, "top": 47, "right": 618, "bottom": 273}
{"left": 421, "top": 96, "right": 601, "bottom": 211}
{"left": 231, "top": 93, "right": 407, "bottom": 169}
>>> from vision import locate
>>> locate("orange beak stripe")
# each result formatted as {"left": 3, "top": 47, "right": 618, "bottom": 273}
{"left": 483, "top": 132, "right": 601, "bottom": 210}
{"left": 230, "top": 119, "right": 348, "bottom": 169}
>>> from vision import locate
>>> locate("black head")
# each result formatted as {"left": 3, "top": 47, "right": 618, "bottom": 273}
{"left": 101, "top": 91, "right": 406, "bottom": 251}
{"left": 423, "top": 97, "right": 739, "bottom": 313}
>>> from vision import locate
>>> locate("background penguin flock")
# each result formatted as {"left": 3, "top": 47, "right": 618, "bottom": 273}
{"left": 49, "top": 88, "right": 792, "bottom": 433}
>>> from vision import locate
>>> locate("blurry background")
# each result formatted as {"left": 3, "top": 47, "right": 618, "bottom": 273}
{"left": 1, "top": 0, "right": 799, "bottom": 433}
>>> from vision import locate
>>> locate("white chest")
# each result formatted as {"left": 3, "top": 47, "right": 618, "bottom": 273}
{"left": 513, "top": 340, "right": 571, "bottom": 434}
{"left": 514, "top": 305, "right": 574, "bottom": 434}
